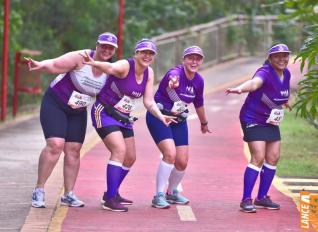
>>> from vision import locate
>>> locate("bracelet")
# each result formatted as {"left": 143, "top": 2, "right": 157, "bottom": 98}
{"left": 201, "top": 121, "right": 208, "bottom": 126}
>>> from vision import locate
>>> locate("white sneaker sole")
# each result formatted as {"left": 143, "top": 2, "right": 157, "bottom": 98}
{"left": 60, "top": 202, "right": 84, "bottom": 207}
{"left": 167, "top": 199, "right": 189, "bottom": 205}
{"left": 240, "top": 208, "right": 256, "bottom": 213}
{"left": 254, "top": 205, "right": 280, "bottom": 210}
{"left": 151, "top": 203, "right": 170, "bottom": 209}
{"left": 101, "top": 199, "right": 132, "bottom": 205}
{"left": 31, "top": 203, "right": 45, "bottom": 208}
{"left": 102, "top": 205, "right": 128, "bottom": 212}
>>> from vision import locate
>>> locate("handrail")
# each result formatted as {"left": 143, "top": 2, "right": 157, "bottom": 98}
{"left": 151, "top": 14, "right": 300, "bottom": 81}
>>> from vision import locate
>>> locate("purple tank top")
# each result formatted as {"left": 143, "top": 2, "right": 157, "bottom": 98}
{"left": 98, "top": 58, "right": 149, "bottom": 107}
{"left": 240, "top": 62, "right": 291, "bottom": 125}
{"left": 154, "top": 65, "right": 204, "bottom": 110}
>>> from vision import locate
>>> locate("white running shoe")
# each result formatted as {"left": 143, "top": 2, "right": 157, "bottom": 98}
{"left": 31, "top": 188, "right": 45, "bottom": 208}
{"left": 60, "top": 191, "right": 85, "bottom": 207}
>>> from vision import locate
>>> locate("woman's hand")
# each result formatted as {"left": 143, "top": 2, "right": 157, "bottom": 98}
{"left": 168, "top": 75, "right": 180, "bottom": 89}
{"left": 225, "top": 87, "right": 242, "bottom": 95}
{"left": 24, "top": 57, "right": 43, "bottom": 71}
{"left": 284, "top": 102, "right": 292, "bottom": 112}
{"left": 160, "top": 115, "right": 177, "bottom": 126}
{"left": 200, "top": 123, "right": 212, "bottom": 134}
{"left": 79, "top": 51, "right": 95, "bottom": 65}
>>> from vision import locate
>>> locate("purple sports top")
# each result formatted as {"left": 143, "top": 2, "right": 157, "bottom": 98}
{"left": 49, "top": 50, "right": 107, "bottom": 105}
{"left": 240, "top": 62, "right": 290, "bottom": 125}
{"left": 154, "top": 65, "right": 204, "bottom": 110}
{"left": 97, "top": 58, "right": 149, "bottom": 108}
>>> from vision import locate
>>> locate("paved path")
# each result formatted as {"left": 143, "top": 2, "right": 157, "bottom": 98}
{"left": 0, "top": 57, "right": 304, "bottom": 231}
{"left": 54, "top": 91, "right": 300, "bottom": 232}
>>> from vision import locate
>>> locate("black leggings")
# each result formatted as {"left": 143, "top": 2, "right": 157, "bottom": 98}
{"left": 40, "top": 89, "right": 87, "bottom": 143}
{"left": 96, "top": 125, "right": 134, "bottom": 140}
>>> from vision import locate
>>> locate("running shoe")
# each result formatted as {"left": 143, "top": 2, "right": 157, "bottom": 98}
{"left": 102, "top": 196, "right": 128, "bottom": 212}
{"left": 31, "top": 188, "right": 45, "bottom": 208}
{"left": 101, "top": 192, "right": 133, "bottom": 205}
{"left": 60, "top": 191, "right": 85, "bottom": 207}
{"left": 254, "top": 196, "right": 280, "bottom": 210}
{"left": 152, "top": 192, "right": 170, "bottom": 209}
{"left": 240, "top": 198, "right": 256, "bottom": 213}
{"left": 115, "top": 193, "right": 133, "bottom": 205}
{"left": 166, "top": 189, "right": 189, "bottom": 205}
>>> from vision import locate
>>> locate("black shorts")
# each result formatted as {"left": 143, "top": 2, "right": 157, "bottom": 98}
{"left": 40, "top": 89, "right": 87, "bottom": 143}
{"left": 241, "top": 122, "right": 281, "bottom": 142}
{"left": 96, "top": 125, "right": 134, "bottom": 140}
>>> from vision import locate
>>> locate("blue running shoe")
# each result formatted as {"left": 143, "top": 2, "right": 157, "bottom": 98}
{"left": 61, "top": 191, "right": 84, "bottom": 207}
{"left": 254, "top": 196, "right": 280, "bottom": 210}
{"left": 31, "top": 188, "right": 45, "bottom": 208}
{"left": 152, "top": 192, "right": 170, "bottom": 209}
{"left": 166, "top": 189, "right": 189, "bottom": 205}
{"left": 240, "top": 198, "right": 256, "bottom": 213}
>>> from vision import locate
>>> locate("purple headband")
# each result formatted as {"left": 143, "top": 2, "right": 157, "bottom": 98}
{"left": 135, "top": 39, "right": 157, "bottom": 54}
{"left": 97, "top": 32, "right": 118, "bottom": 48}
{"left": 268, "top": 44, "right": 290, "bottom": 55}
{"left": 183, "top": 46, "right": 204, "bottom": 58}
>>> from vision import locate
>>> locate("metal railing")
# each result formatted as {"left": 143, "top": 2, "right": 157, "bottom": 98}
{"left": 152, "top": 14, "right": 302, "bottom": 81}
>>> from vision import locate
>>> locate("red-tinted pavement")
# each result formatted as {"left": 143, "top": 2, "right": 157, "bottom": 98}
{"left": 55, "top": 90, "right": 301, "bottom": 232}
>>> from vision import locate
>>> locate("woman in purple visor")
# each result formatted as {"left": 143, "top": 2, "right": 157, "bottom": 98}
{"left": 26, "top": 32, "right": 118, "bottom": 208}
{"left": 82, "top": 39, "right": 175, "bottom": 212}
{"left": 226, "top": 44, "right": 292, "bottom": 213}
{"left": 146, "top": 46, "right": 211, "bottom": 209}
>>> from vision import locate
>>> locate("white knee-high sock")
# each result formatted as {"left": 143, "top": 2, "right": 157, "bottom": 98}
{"left": 156, "top": 160, "right": 174, "bottom": 194}
{"left": 167, "top": 167, "right": 185, "bottom": 194}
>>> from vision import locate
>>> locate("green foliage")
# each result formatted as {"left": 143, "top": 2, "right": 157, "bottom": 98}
{"left": 293, "top": 69, "right": 318, "bottom": 128}
{"left": 281, "top": 0, "right": 318, "bottom": 127}
{"left": 278, "top": 110, "right": 318, "bottom": 176}
{"left": 0, "top": 0, "right": 299, "bottom": 115}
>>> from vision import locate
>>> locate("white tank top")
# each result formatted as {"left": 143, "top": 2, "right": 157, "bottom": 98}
{"left": 69, "top": 64, "right": 107, "bottom": 96}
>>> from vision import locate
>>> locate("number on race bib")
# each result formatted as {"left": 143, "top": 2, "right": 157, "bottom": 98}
{"left": 68, "top": 91, "right": 92, "bottom": 109}
{"left": 266, "top": 109, "right": 284, "bottom": 125}
{"left": 171, "top": 101, "right": 187, "bottom": 115}
{"left": 114, "top": 95, "right": 135, "bottom": 114}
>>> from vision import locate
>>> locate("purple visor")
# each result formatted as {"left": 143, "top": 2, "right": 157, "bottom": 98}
{"left": 97, "top": 32, "right": 118, "bottom": 48}
{"left": 183, "top": 46, "right": 204, "bottom": 58}
{"left": 135, "top": 39, "right": 157, "bottom": 54}
{"left": 268, "top": 44, "right": 290, "bottom": 55}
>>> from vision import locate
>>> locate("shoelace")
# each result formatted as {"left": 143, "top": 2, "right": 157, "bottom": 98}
{"left": 68, "top": 193, "right": 79, "bottom": 202}
{"left": 244, "top": 198, "right": 253, "bottom": 204}
{"left": 35, "top": 191, "right": 44, "bottom": 200}
{"left": 264, "top": 196, "right": 273, "bottom": 204}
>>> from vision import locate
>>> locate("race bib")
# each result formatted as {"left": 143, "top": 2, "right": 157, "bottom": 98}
{"left": 171, "top": 101, "right": 187, "bottom": 115}
{"left": 114, "top": 95, "right": 135, "bottom": 114}
{"left": 266, "top": 109, "right": 284, "bottom": 125}
{"left": 68, "top": 91, "right": 92, "bottom": 109}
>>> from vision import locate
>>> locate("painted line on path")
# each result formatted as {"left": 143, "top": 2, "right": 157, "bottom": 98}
{"left": 176, "top": 205, "right": 197, "bottom": 221}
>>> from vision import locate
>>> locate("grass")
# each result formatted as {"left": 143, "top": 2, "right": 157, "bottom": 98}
{"left": 277, "top": 110, "right": 318, "bottom": 177}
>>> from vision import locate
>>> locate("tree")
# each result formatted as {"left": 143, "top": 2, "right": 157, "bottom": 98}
{"left": 282, "top": 0, "right": 318, "bottom": 128}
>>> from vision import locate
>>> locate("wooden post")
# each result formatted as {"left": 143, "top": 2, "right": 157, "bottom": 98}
{"left": 1, "top": 0, "right": 10, "bottom": 121}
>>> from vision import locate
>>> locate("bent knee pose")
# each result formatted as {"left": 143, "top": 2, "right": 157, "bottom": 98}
{"left": 146, "top": 46, "right": 211, "bottom": 209}
{"left": 226, "top": 43, "right": 292, "bottom": 213}
{"left": 83, "top": 39, "right": 175, "bottom": 212}
{"left": 26, "top": 32, "right": 118, "bottom": 208}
